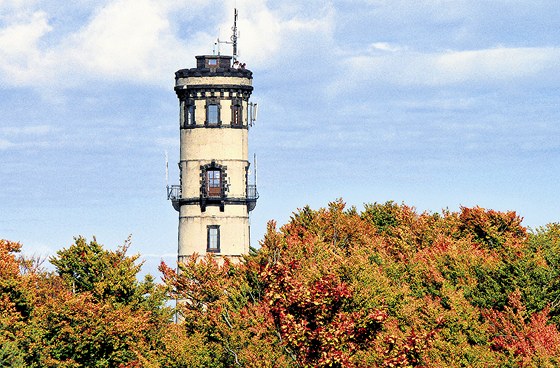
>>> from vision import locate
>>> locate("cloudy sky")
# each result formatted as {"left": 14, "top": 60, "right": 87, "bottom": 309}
{"left": 1, "top": 0, "right": 559, "bottom": 276}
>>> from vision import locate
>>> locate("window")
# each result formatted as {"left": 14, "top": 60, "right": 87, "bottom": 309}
{"left": 207, "top": 59, "right": 218, "bottom": 67}
{"left": 207, "top": 169, "right": 221, "bottom": 197}
{"left": 207, "top": 225, "right": 220, "bottom": 252}
{"left": 231, "top": 99, "right": 242, "bottom": 126}
{"left": 200, "top": 162, "right": 228, "bottom": 210}
{"left": 185, "top": 101, "right": 195, "bottom": 126}
{"left": 206, "top": 101, "right": 220, "bottom": 126}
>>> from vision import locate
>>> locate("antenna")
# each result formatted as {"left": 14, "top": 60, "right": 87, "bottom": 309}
{"left": 232, "top": 8, "right": 238, "bottom": 61}
{"left": 254, "top": 153, "right": 257, "bottom": 187}
{"left": 216, "top": 8, "right": 239, "bottom": 61}
{"left": 165, "top": 150, "right": 169, "bottom": 185}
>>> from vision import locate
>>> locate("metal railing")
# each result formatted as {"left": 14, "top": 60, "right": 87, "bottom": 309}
{"left": 168, "top": 184, "right": 257, "bottom": 201}
{"left": 247, "top": 185, "right": 259, "bottom": 200}
{"left": 167, "top": 185, "right": 181, "bottom": 201}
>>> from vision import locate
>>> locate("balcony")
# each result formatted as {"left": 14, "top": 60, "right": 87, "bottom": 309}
{"left": 167, "top": 185, "right": 181, "bottom": 201}
{"left": 246, "top": 184, "right": 258, "bottom": 211}
{"left": 167, "top": 185, "right": 181, "bottom": 211}
{"left": 167, "top": 184, "right": 258, "bottom": 211}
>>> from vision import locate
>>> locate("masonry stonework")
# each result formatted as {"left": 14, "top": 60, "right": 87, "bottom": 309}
{"left": 169, "top": 55, "right": 257, "bottom": 263}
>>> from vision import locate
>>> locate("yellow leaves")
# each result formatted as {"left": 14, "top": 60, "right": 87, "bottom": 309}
{"left": 0, "top": 239, "right": 22, "bottom": 278}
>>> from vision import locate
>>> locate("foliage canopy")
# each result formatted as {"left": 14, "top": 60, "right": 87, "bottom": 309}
{"left": 2, "top": 200, "right": 560, "bottom": 367}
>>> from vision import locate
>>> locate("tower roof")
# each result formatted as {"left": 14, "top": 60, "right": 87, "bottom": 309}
{"left": 175, "top": 55, "right": 252, "bottom": 79}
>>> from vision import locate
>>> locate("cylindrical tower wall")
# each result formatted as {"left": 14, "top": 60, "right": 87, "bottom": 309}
{"left": 174, "top": 55, "right": 255, "bottom": 261}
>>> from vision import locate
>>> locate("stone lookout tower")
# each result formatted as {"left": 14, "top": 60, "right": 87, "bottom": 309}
{"left": 167, "top": 15, "right": 258, "bottom": 262}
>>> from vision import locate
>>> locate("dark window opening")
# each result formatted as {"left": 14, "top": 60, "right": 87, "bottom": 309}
{"left": 207, "top": 225, "right": 220, "bottom": 252}
{"left": 185, "top": 102, "right": 195, "bottom": 126}
{"left": 231, "top": 100, "right": 242, "bottom": 126}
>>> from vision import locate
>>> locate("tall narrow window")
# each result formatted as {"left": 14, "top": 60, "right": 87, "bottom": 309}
{"left": 185, "top": 101, "right": 195, "bottom": 126}
{"left": 207, "top": 169, "right": 221, "bottom": 197}
{"left": 207, "top": 225, "right": 220, "bottom": 252}
{"left": 207, "top": 101, "right": 219, "bottom": 126}
{"left": 231, "top": 99, "right": 242, "bottom": 127}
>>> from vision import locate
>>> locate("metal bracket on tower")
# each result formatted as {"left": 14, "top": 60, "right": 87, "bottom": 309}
{"left": 249, "top": 102, "right": 258, "bottom": 127}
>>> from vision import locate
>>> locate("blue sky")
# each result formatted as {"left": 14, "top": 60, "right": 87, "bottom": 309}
{"left": 1, "top": 0, "right": 559, "bottom": 276}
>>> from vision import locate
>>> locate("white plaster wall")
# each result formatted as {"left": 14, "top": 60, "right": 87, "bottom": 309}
{"left": 176, "top": 73, "right": 253, "bottom": 259}
{"left": 180, "top": 128, "right": 248, "bottom": 161}
{"left": 178, "top": 204, "right": 249, "bottom": 257}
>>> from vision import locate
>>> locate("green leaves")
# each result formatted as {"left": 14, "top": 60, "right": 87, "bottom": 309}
{"left": 1, "top": 236, "right": 170, "bottom": 368}
{"left": 50, "top": 236, "right": 149, "bottom": 306}
{"left": 3, "top": 200, "right": 560, "bottom": 366}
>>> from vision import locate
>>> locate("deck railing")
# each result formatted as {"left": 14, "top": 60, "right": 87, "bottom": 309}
{"left": 246, "top": 185, "right": 259, "bottom": 200}
{"left": 167, "top": 185, "right": 181, "bottom": 201}
{"left": 167, "top": 184, "right": 258, "bottom": 202}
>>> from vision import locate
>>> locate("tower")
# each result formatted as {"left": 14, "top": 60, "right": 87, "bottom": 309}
{"left": 167, "top": 47, "right": 258, "bottom": 263}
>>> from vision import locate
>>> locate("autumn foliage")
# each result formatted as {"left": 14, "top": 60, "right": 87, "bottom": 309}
{"left": 3, "top": 200, "right": 560, "bottom": 367}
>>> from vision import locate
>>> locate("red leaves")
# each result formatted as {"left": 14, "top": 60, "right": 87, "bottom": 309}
{"left": 261, "top": 230, "right": 387, "bottom": 367}
{"left": 485, "top": 290, "right": 560, "bottom": 366}
{"left": 382, "top": 329, "right": 437, "bottom": 368}
{"left": 458, "top": 206, "right": 527, "bottom": 249}
{"left": 6, "top": 200, "right": 559, "bottom": 366}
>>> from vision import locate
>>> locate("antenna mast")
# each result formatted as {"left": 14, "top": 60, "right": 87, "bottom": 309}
{"left": 217, "top": 8, "right": 239, "bottom": 61}
{"left": 232, "top": 8, "right": 238, "bottom": 61}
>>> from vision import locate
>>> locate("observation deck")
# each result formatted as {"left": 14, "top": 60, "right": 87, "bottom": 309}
{"left": 167, "top": 184, "right": 259, "bottom": 212}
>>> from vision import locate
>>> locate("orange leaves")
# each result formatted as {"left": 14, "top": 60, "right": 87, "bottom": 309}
{"left": 259, "top": 204, "right": 391, "bottom": 367}
{"left": 5, "top": 199, "right": 560, "bottom": 366}
{"left": 458, "top": 206, "right": 527, "bottom": 249}
{"left": 0, "top": 239, "right": 22, "bottom": 278}
{"left": 0, "top": 237, "right": 170, "bottom": 367}
{"left": 485, "top": 290, "right": 560, "bottom": 366}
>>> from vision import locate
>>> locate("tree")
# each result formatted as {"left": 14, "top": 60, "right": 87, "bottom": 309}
{"left": 4, "top": 200, "right": 560, "bottom": 366}
{"left": 0, "top": 239, "right": 28, "bottom": 367}
{"left": 24, "top": 237, "right": 170, "bottom": 367}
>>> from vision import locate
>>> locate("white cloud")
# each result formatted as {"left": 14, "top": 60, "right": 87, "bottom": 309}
{"left": 0, "top": 0, "right": 335, "bottom": 90}
{"left": 333, "top": 46, "right": 560, "bottom": 91}
{"left": 435, "top": 47, "right": 559, "bottom": 83}
{"left": 0, "top": 139, "right": 15, "bottom": 149}
{"left": 218, "top": 1, "right": 334, "bottom": 67}
{"left": 0, "top": 125, "right": 54, "bottom": 135}
{"left": 65, "top": 0, "right": 189, "bottom": 83}
{"left": 0, "top": 125, "right": 61, "bottom": 151}
{"left": 0, "top": 0, "right": 212, "bottom": 89}
{"left": 0, "top": 11, "right": 52, "bottom": 85}
{"left": 368, "top": 42, "right": 404, "bottom": 53}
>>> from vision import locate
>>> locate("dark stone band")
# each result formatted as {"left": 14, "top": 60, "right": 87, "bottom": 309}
{"left": 175, "top": 68, "right": 253, "bottom": 79}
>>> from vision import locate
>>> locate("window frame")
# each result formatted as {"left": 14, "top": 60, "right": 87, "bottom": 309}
{"left": 231, "top": 98, "right": 243, "bottom": 127}
{"left": 206, "top": 58, "right": 218, "bottom": 68}
{"left": 184, "top": 99, "right": 195, "bottom": 127}
{"left": 205, "top": 99, "right": 221, "bottom": 126}
{"left": 207, "top": 225, "right": 220, "bottom": 253}
{"left": 206, "top": 169, "right": 222, "bottom": 197}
